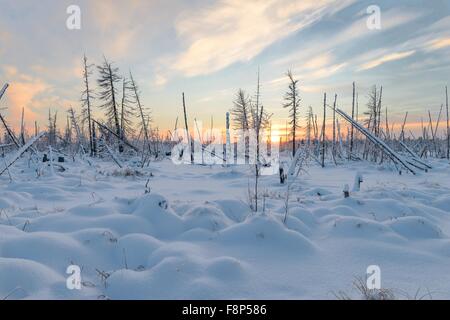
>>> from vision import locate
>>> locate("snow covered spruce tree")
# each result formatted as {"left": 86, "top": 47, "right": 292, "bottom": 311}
{"left": 231, "top": 89, "right": 251, "bottom": 162}
{"left": 283, "top": 70, "right": 301, "bottom": 156}
{"left": 97, "top": 56, "right": 123, "bottom": 152}
{"left": 231, "top": 89, "right": 250, "bottom": 132}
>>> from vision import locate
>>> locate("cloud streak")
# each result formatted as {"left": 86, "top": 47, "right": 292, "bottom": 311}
{"left": 170, "top": 0, "right": 355, "bottom": 77}
{"left": 358, "top": 50, "right": 416, "bottom": 71}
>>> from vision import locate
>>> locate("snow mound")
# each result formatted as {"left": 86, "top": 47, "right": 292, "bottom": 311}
{"left": 322, "top": 216, "right": 397, "bottom": 240}
{"left": 1, "top": 232, "right": 89, "bottom": 270}
{"left": 132, "top": 194, "right": 183, "bottom": 238}
{"left": 388, "top": 216, "right": 444, "bottom": 239}
{"left": 0, "top": 258, "right": 64, "bottom": 299}
{"left": 205, "top": 256, "right": 246, "bottom": 281}
{"left": 217, "top": 215, "right": 316, "bottom": 253}
{"left": 105, "top": 242, "right": 218, "bottom": 299}
{"left": 106, "top": 256, "right": 211, "bottom": 299}
{"left": 29, "top": 211, "right": 152, "bottom": 235}
{"left": 431, "top": 196, "right": 450, "bottom": 212}
{"left": 183, "top": 205, "right": 233, "bottom": 231}
{"left": 283, "top": 215, "right": 313, "bottom": 237}
{"left": 327, "top": 205, "right": 359, "bottom": 217}
{"left": 211, "top": 199, "right": 250, "bottom": 222}
{"left": 288, "top": 206, "right": 317, "bottom": 227}
{"left": 106, "top": 248, "right": 247, "bottom": 299}
{"left": 0, "top": 191, "right": 31, "bottom": 209}
{"left": 118, "top": 234, "right": 162, "bottom": 269}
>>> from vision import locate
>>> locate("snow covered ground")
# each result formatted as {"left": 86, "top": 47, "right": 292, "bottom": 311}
{"left": 1, "top": 155, "right": 450, "bottom": 299}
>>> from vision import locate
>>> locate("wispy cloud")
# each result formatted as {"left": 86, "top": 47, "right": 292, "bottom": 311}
{"left": 170, "top": 0, "right": 355, "bottom": 77}
{"left": 358, "top": 50, "right": 416, "bottom": 71}
{"left": 354, "top": 14, "right": 450, "bottom": 72}
{"left": 426, "top": 38, "right": 450, "bottom": 51}
{"left": 273, "top": 7, "right": 424, "bottom": 70}
{"left": 302, "top": 52, "right": 334, "bottom": 70}
{"left": 309, "top": 62, "right": 347, "bottom": 78}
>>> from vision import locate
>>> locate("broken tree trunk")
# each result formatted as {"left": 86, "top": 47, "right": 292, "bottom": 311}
{"left": 93, "top": 119, "right": 139, "bottom": 152}
{"left": 399, "top": 141, "right": 432, "bottom": 170}
{"left": 0, "top": 83, "right": 8, "bottom": 100}
{"left": 334, "top": 107, "right": 416, "bottom": 175}
{"left": 100, "top": 139, "right": 123, "bottom": 168}
{"left": 288, "top": 146, "right": 307, "bottom": 176}
{"left": 0, "top": 132, "right": 46, "bottom": 176}
{"left": 0, "top": 84, "right": 21, "bottom": 148}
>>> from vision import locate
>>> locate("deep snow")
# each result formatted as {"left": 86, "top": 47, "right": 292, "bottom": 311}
{"left": 1, "top": 155, "right": 450, "bottom": 299}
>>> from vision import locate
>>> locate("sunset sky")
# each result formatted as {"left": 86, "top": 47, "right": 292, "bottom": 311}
{"left": 0, "top": 0, "right": 449, "bottom": 137}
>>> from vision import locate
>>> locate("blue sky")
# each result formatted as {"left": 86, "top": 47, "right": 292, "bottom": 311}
{"left": 0, "top": 0, "right": 449, "bottom": 136}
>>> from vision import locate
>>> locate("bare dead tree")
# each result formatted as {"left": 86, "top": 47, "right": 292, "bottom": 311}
{"left": 321, "top": 93, "right": 326, "bottom": 168}
{"left": 248, "top": 69, "right": 270, "bottom": 212}
{"left": 182, "top": 92, "right": 194, "bottom": 164}
{"left": 429, "top": 105, "right": 443, "bottom": 157}
{"left": 225, "top": 112, "right": 232, "bottom": 165}
{"left": 92, "top": 121, "right": 97, "bottom": 156}
{"left": 68, "top": 107, "right": 87, "bottom": 155}
{"left": 20, "top": 107, "right": 25, "bottom": 145}
{"left": 64, "top": 115, "right": 72, "bottom": 146}
{"left": 446, "top": 86, "right": 449, "bottom": 159}
{"left": 129, "top": 72, "right": 151, "bottom": 150}
{"left": 47, "top": 109, "right": 58, "bottom": 147}
{"left": 305, "top": 106, "right": 314, "bottom": 148}
{"left": 400, "top": 112, "right": 408, "bottom": 142}
{"left": 254, "top": 105, "right": 264, "bottom": 212}
{"left": 363, "top": 86, "right": 379, "bottom": 160}
{"left": 376, "top": 86, "right": 383, "bottom": 138}
{"left": 349, "top": 82, "right": 356, "bottom": 157}
{"left": 332, "top": 94, "right": 337, "bottom": 164}
{"left": 119, "top": 77, "right": 136, "bottom": 141}
{"left": 283, "top": 70, "right": 301, "bottom": 156}
{"left": 81, "top": 54, "right": 95, "bottom": 155}
{"left": 385, "top": 106, "right": 390, "bottom": 140}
